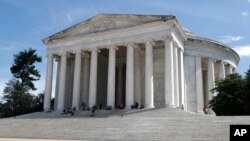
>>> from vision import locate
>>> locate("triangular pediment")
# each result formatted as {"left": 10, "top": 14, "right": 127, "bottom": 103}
{"left": 43, "top": 14, "right": 175, "bottom": 43}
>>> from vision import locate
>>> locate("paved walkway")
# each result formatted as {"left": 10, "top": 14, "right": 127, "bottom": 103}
{"left": 0, "top": 108, "right": 249, "bottom": 141}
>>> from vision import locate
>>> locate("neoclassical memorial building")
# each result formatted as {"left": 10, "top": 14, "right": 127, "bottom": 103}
{"left": 42, "top": 14, "right": 239, "bottom": 113}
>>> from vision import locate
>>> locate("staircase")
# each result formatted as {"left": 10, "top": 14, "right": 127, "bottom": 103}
{"left": 0, "top": 108, "right": 249, "bottom": 141}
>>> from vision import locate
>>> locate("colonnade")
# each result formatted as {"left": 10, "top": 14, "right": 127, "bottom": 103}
{"left": 196, "top": 58, "right": 234, "bottom": 113}
{"left": 44, "top": 36, "right": 185, "bottom": 112}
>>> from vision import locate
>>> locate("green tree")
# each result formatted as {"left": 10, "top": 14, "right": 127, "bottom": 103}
{"left": 10, "top": 48, "right": 42, "bottom": 90}
{"left": 243, "top": 67, "right": 250, "bottom": 114}
{"left": 209, "top": 67, "right": 250, "bottom": 116}
{"left": 0, "top": 102, "right": 4, "bottom": 117}
{"left": 33, "top": 92, "right": 44, "bottom": 112}
{"left": 209, "top": 73, "right": 245, "bottom": 115}
{"left": 3, "top": 79, "right": 36, "bottom": 117}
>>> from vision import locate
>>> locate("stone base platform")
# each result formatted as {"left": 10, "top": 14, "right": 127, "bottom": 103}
{"left": 0, "top": 108, "right": 249, "bottom": 141}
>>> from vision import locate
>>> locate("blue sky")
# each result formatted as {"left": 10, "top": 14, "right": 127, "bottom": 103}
{"left": 0, "top": 0, "right": 250, "bottom": 97}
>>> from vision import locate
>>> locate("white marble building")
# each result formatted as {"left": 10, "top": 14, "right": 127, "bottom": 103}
{"left": 42, "top": 14, "right": 239, "bottom": 113}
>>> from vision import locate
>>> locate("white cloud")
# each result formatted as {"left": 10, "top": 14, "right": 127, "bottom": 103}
{"left": 233, "top": 45, "right": 250, "bottom": 57}
{"left": 219, "top": 36, "right": 244, "bottom": 43}
{"left": 241, "top": 12, "right": 248, "bottom": 16}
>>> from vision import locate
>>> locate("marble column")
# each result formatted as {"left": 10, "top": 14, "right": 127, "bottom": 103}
{"left": 178, "top": 49, "right": 185, "bottom": 109}
{"left": 196, "top": 56, "right": 204, "bottom": 113}
{"left": 82, "top": 53, "right": 90, "bottom": 107}
{"left": 164, "top": 36, "right": 175, "bottom": 107}
{"left": 126, "top": 42, "right": 134, "bottom": 108}
{"left": 226, "top": 65, "right": 233, "bottom": 74}
{"left": 145, "top": 40, "right": 154, "bottom": 109}
{"left": 134, "top": 47, "right": 141, "bottom": 106}
{"left": 173, "top": 45, "right": 179, "bottom": 107}
{"left": 219, "top": 61, "right": 225, "bottom": 79}
{"left": 57, "top": 52, "right": 68, "bottom": 111}
{"left": 207, "top": 58, "right": 215, "bottom": 113}
{"left": 117, "top": 64, "right": 123, "bottom": 106}
{"left": 72, "top": 50, "right": 82, "bottom": 110}
{"left": 107, "top": 45, "right": 116, "bottom": 107}
{"left": 54, "top": 59, "right": 61, "bottom": 111}
{"left": 89, "top": 48, "right": 98, "bottom": 108}
{"left": 44, "top": 53, "right": 54, "bottom": 112}
{"left": 232, "top": 67, "right": 235, "bottom": 73}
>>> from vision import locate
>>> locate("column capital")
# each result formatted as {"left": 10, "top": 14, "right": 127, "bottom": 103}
{"left": 162, "top": 35, "right": 174, "bottom": 42}
{"left": 173, "top": 41, "right": 179, "bottom": 48}
{"left": 229, "top": 65, "right": 233, "bottom": 69}
{"left": 125, "top": 42, "right": 135, "bottom": 48}
{"left": 220, "top": 60, "right": 226, "bottom": 65}
{"left": 107, "top": 44, "right": 118, "bottom": 50}
{"left": 89, "top": 47, "right": 101, "bottom": 53}
{"left": 208, "top": 58, "right": 215, "bottom": 62}
{"left": 179, "top": 47, "right": 184, "bottom": 53}
{"left": 144, "top": 39, "right": 155, "bottom": 47}
{"left": 58, "top": 51, "right": 68, "bottom": 57}
{"left": 73, "top": 50, "right": 82, "bottom": 55}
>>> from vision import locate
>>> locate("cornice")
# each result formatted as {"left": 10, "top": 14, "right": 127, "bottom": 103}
{"left": 185, "top": 37, "right": 240, "bottom": 65}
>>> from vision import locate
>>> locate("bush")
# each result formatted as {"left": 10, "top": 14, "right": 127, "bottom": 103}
{"left": 209, "top": 68, "right": 250, "bottom": 116}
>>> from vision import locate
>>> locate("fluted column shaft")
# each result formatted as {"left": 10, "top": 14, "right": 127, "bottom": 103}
{"left": 145, "top": 40, "right": 154, "bottom": 108}
{"left": 173, "top": 45, "right": 179, "bottom": 107}
{"left": 54, "top": 60, "right": 61, "bottom": 111}
{"left": 165, "top": 37, "right": 175, "bottom": 107}
{"left": 179, "top": 49, "right": 185, "bottom": 109}
{"left": 89, "top": 48, "right": 98, "bottom": 108}
{"left": 72, "top": 50, "right": 82, "bottom": 110}
{"left": 126, "top": 43, "right": 134, "bottom": 108}
{"left": 219, "top": 61, "right": 225, "bottom": 79}
{"left": 134, "top": 47, "right": 141, "bottom": 106}
{"left": 107, "top": 45, "right": 116, "bottom": 107}
{"left": 57, "top": 52, "right": 67, "bottom": 111}
{"left": 207, "top": 58, "right": 215, "bottom": 114}
{"left": 227, "top": 65, "right": 233, "bottom": 74}
{"left": 44, "top": 54, "right": 54, "bottom": 112}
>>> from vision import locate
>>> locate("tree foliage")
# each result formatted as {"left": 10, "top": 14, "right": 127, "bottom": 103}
{"left": 10, "top": 48, "right": 42, "bottom": 90}
{"left": 0, "top": 48, "right": 43, "bottom": 118}
{"left": 209, "top": 67, "right": 250, "bottom": 115}
{"left": 1, "top": 79, "right": 36, "bottom": 117}
{"left": 0, "top": 79, "right": 45, "bottom": 118}
{"left": 243, "top": 67, "right": 250, "bottom": 114}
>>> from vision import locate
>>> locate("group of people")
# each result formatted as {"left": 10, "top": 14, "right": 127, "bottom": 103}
{"left": 62, "top": 106, "right": 76, "bottom": 117}
{"left": 131, "top": 102, "right": 144, "bottom": 109}
{"left": 61, "top": 102, "right": 145, "bottom": 117}
{"left": 81, "top": 102, "right": 90, "bottom": 111}
{"left": 81, "top": 102, "right": 144, "bottom": 111}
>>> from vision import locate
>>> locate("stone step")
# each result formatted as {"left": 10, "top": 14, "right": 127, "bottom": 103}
{"left": 1, "top": 107, "right": 249, "bottom": 140}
